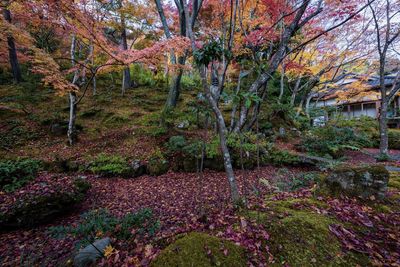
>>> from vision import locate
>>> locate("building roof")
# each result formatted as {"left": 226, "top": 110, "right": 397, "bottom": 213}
{"left": 312, "top": 72, "right": 399, "bottom": 105}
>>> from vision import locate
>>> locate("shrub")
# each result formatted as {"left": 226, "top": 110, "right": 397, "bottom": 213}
{"left": 0, "top": 158, "right": 42, "bottom": 192}
{"left": 148, "top": 149, "right": 169, "bottom": 176}
{"left": 0, "top": 176, "right": 91, "bottom": 229}
{"left": 88, "top": 154, "right": 131, "bottom": 177}
{"left": 272, "top": 170, "right": 319, "bottom": 192}
{"left": 166, "top": 135, "right": 187, "bottom": 152}
{"left": 264, "top": 149, "right": 301, "bottom": 166}
{"left": 299, "top": 125, "right": 372, "bottom": 158}
{"left": 388, "top": 129, "right": 400, "bottom": 150}
{"left": 48, "top": 208, "right": 159, "bottom": 247}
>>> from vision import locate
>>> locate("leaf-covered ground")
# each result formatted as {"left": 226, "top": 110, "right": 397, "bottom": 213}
{"left": 0, "top": 164, "right": 399, "bottom": 266}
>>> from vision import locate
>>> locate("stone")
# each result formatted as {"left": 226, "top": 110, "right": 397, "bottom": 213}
{"left": 130, "top": 160, "right": 147, "bottom": 177}
{"left": 74, "top": 237, "right": 111, "bottom": 267}
{"left": 50, "top": 123, "right": 67, "bottom": 136}
{"left": 176, "top": 120, "right": 190, "bottom": 129}
{"left": 325, "top": 165, "right": 389, "bottom": 199}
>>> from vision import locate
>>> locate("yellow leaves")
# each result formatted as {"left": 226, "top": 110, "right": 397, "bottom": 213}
{"left": 144, "top": 244, "right": 153, "bottom": 258}
{"left": 103, "top": 245, "right": 115, "bottom": 258}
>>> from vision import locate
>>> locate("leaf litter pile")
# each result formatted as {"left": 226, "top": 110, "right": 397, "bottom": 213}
{"left": 0, "top": 165, "right": 399, "bottom": 266}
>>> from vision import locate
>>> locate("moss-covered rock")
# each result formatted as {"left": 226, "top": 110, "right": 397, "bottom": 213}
{"left": 325, "top": 165, "right": 389, "bottom": 199}
{"left": 151, "top": 232, "right": 247, "bottom": 267}
{"left": 148, "top": 158, "right": 169, "bottom": 176}
{"left": 0, "top": 177, "right": 91, "bottom": 229}
{"left": 250, "top": 198, "right": 370, "bottom": 266}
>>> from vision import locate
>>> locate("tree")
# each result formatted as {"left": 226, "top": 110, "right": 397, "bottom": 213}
{"left": 2, "top": 0, "right": 188, "bottom": 145}
{"left": 1, "top": 1, "right": 22, "bottom": 83}
{"left": 155, "top": 0, "right": 201, "bottom": 110}
{"left": 368, "top": 0, "right": 400, "bottom": 157}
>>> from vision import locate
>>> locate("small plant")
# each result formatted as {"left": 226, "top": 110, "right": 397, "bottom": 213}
{"left": 274, "top": 170, "right": 320, "bottom": 192}
{"left": 0, "top": 158, "right": 42, "bottom": 192}
{"left": 88, "top": 154, "right": 131, "bottom": 177}
{"left": 48, "top": 208, "right": 159, "bottom": 247}
{"left": 264, "top": 149, "right": 301, "bottom": 166}
{"left": 148, "top": 148, "right": 169, "bottom": 176}
{"left": 166, "top": 135, "right": 187, "bottom": 152}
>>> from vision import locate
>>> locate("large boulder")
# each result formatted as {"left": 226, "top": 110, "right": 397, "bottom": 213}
{"left": 325, "top": 165, "right": 389, "bottom": 199}
{"left": 74, "top": 237, "right": 111, "bottom": 267}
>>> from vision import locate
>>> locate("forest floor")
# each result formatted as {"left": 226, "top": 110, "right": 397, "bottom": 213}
{"left": 1, "top": 163, "right": 399, "bottom": 266}
{"left": 1, "top": 84, "right": 400, "bottom": 266}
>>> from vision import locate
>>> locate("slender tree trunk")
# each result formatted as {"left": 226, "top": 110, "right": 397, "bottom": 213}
{"left": 3, "top": 8, "right": 22, "bottom": 83}
{"left": 121, "top": 16, "right": 131, "bottom": 95}
{"left": 67, "top": 91, "right": 78, "bottom": 145}
{"left": 68, "top": 35, "right": 79, "bottom": 145}
{"left": 199, "top": 67, "right": 240, "bottom": 203}
{"left": 230, "top": 69, "right": 242, "bottom": 131}
{"left": 278, "top": 64, "right": 285, "bottom": 103}
{"left": 290, "top": 76, "right": 302, "bottom": 106}
{"left": 379, "top": 97, "right": 389, "bottom": 155}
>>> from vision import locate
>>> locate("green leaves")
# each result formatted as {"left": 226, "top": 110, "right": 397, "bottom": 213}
{"left": 194, "top": 39, "right": 232, "bottom": 66}
{"left": 0, "top": 158, "right": 42, "bottom": 192}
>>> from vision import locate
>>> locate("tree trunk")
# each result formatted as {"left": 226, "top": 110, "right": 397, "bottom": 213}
{"left": 199, "top": 67, "right": 240, "bottom": 203}
{"left": 3, "top": 8, "right": 22, "bottom": 83}
{"left": 165, "top": 69, "right": 183, "bottom": 108}
{"left": 290, "top": 76, "right": 302, "bottom": 106}
{"left": 278, "top": 64, "right": 285, "bottom": 103}
{"left": 68, "top": 35, "right": 79, "bottom": 145}
{"left": 121, "top": 17, "right": 131, "bottom": 95}
{"left": 67, "top": 91, "right": 77, "bottom": 145}
{"left": 379, "top": 99, "right": 389, "bottom": 155}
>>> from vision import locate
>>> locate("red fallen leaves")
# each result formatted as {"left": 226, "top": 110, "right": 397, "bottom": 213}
{"left": 326, "top": 197, "right": 400, "bottom": 266}
{"left": 0, "top": 166, "right": 297, "bottom": 266}
{"left": 1, "top": 164, "right": 398, "bottom": 266}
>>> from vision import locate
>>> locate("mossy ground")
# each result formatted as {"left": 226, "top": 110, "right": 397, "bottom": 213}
{"left": 150, "top": 232, "right": 247, "bottom": 267}
{"left": 246, "top": 198, "right": 370, "bottom": 266}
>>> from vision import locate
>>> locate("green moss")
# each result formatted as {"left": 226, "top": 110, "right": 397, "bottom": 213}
{"left": 247, "top": 198, "right": 370, "bottom": 266}
{"left": 389, "top": 172, "right": 400, "bottom": 190}
{"left": 88, "top": 154, "right": 132, "bottom": 177}
{"left": 151, "top": 232, "right": 247, "bottom": 267}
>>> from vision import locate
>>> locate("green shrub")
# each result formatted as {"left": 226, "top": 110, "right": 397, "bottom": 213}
{"left": 148, "top": 149, "right": 169, "bottom": 176}
{"left": 264, "top": 149, "right": 301, "bottom": 166}
{"left": 388, "top": 129, "right": 400, "bottom": 150}
{"left": 0, "top": 158, "right": 42, "bottom": 192}
{"left": 300, "top": 125, "right": 372, "bottom": 158}
{"left": 88, "top": 154, "right": 131, "bottom": 177}
{"left": 48, "top": 208, "right": 159, "bottom": 247}
{"left": 132, "top": 64, "right": 156, "bottom": 86}
{"left": 166, "top": 136, "right": 187, "bottom": 152}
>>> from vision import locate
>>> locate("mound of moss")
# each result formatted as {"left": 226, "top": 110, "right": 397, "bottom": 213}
{"left": 251, "top": 198, "right": 369, "bottom": 266}
{"left": 388, "top": 171, "right": 400, "bottom": 190}
{"left": 0, "top": 177, "right": 91, "bottom": 229}
{"left": 88, "top": 154, "right": 132, "bottom": 177}
{"left": 151, "top": 232, "right": 247, "bottom": 267}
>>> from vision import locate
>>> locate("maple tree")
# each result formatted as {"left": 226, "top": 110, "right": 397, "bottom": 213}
{"left": 367, "top": 0, "right": 400, "bottom": 157}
